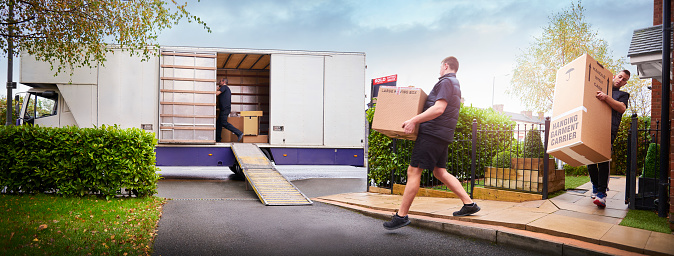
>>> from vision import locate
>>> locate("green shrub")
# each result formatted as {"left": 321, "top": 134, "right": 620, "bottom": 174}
{"left": 642, "top": 143, "right": 660, "bottom": 178}
{"left": 0, "top": 125, "right": 160, "bottom": 199}
{"left": 491, "top": 151, "right": 514, "bottom": 168}
{"left": 563, "top": 164, "right": 588, "bottom": 176}
{"left": 523, "top": 128, "right": 544, "bottom": 158}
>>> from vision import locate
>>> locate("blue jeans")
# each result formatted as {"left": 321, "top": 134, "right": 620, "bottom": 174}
{"left": 587, "top": 161, "right": 609, "bottom": 197}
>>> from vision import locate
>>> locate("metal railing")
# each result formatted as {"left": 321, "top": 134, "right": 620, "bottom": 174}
{"left": 369, "top": 118, "right": 552, "bottom": 199}
{"left": 626, "top": 114, "right": 662, "bottom": 210}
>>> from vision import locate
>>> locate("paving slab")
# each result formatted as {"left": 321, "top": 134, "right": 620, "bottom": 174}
{"left": 600, "top": 225, "right": 651, "bottom": 253}
{"left": 645, "top": 231, "right": 674, "bottom": 256}
{"left": 552, "top": 209, "right": 623, "bottom": 225}
{"left": 526, "top": 214, "right": 614, "bottom": 243}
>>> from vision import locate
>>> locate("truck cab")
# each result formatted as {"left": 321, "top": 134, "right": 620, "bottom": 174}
{"left": 15, "top": 86, "right": 69, "bottom": 127}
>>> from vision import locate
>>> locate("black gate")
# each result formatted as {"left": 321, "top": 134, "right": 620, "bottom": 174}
{"left": 626, "top": 114, "right": 661, "bottom": 210}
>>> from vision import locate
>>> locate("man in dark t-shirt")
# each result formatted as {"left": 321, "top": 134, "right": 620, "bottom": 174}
{"left": 384, "top": 56, "right": 480, "bottom": 230}
{"left": 588, "top": 70, "right": 630, "bottom": 208}
{"left": 216, "top": 78, "right": 243, "bottom": 142}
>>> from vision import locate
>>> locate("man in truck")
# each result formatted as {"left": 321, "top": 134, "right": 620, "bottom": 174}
{"left": 383, "top": 56, "right": 480, "bottom": 230}
{"left": 216, "top": 78, "right": 244, "bottom": 142}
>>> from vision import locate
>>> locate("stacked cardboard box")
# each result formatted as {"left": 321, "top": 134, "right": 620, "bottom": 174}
{"left": 546, "top": 54, "right": 613, "bottom": 167}
{"left": 371, "top": 86, "right": 427, "bottom": 140}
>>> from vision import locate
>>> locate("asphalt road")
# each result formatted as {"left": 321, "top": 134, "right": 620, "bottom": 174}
{"left": 152, "top": 166, "right": 543, "bottom": 256}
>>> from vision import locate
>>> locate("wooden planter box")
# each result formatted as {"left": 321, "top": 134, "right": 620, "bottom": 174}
{"left": 510, "top": 158, "right": 555, "bottom": 172}
{"left": 484, "top": 158, "right": 564, "bottom": 193}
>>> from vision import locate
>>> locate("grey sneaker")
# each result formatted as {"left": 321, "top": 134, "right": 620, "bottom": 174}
{"left": 237, "top": 133, "right": 244, "bottom": 142}
{"left": 383, "top": 213, "right": 410, "bottom": 230}
{"left": 453, "top": 203, "right": 481, "bottom": 216}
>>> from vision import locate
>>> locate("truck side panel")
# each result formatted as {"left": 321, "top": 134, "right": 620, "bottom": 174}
{"left": 20, "top": 54, "right": 97, "bottom": 85}
{"left": 56, "top": 84, "right": 97, "bottom": 127}
{"left": 324, "top": 54, "right": 367, "bottom": 147}
{"left": 269, "top": 54, "right": 325, "bottom": 145}
{"left": 98, "top": 52, "right": 159, "bottom": 131}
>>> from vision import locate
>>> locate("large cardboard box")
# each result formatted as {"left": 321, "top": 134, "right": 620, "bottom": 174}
{"left": 546, "top": 54, "right": 613, "bottom": 167}
{"left": 371, "top": 86, "right": 427, "bottom": 140}
{"left": 241, "top": 111, "right": 263, "bottom": 136}
{"left": 243, "top": 135, "right": 268, "bottom": 143}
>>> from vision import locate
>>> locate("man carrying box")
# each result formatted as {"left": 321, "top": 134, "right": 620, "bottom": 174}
{"left": 383, "top": 56, "right": 480, "bottom": 230}
{"left": 589, "top": 70, "right": 630, "bottom": 208}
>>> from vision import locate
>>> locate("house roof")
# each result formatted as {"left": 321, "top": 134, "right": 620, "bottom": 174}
{"left": 628, "top": 23, "right": 673, "bottom": 57}
{"left": 503, "top": 111, "right": 545, "bottom": 125}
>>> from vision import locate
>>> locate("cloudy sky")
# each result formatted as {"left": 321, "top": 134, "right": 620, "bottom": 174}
{"left": 1, "top": 0, "right": 654, "bottom": 114}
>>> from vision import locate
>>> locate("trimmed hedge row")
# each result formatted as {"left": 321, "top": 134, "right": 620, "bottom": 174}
{"left": 0, "top": 125, "right": 160, "bottom": 199}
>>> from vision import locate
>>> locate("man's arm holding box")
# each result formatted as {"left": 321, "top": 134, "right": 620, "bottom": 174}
{"left": 402, "top": 99, "right": 447, "bottom": 134}
{"left": 596, "top": 91, "right": 626, "bottom": 114}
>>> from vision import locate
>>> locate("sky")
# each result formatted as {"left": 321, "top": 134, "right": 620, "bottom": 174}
{"left": 0, "top": 0, "right": 654, "bottom": 114}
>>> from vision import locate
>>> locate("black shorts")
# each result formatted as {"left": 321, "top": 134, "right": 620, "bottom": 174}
{"left": 409, "top": 134, "right": 449, "bottom": 170}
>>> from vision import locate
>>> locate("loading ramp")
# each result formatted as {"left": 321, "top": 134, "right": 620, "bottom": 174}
{"left": 231, "top": 143, "right": 312, "bottom": 206}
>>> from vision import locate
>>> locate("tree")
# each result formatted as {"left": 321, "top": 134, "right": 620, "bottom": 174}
{"left": 622, "top": 77, "right": 652, "bottom": 117}
{"left": 0, "top": 0, "right": 210, "bottom": 74}
{"left": 507, "top": 1, "right": 625, "bottom": 112}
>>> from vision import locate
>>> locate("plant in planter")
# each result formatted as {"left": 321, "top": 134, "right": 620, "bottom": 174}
{"left": 636, "top": 143, "right": 659, "bottom": 210}
{"left": 523, "top": 128, "right": 545, "bottom": 158}
{"left": 512, "top": 128, "right": 552, "bottom": 171}
{"left": 642, "top": 143, "right": 660, "bottom": 178}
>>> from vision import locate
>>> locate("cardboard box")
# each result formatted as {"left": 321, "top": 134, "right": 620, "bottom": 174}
{"left": 220, "top": 117, "right": 244, "bottom": 142}
{"left": 241, "top": 111, "right": 263, "bottom": 136}
{"left": 546, "top": 54, "right": 613, "bottom": 167}
{"left": 371, "top": 86, "right": 427, "bottom": 140}
{"left": 243, "top": 135, "right": 268, "bottom": 143}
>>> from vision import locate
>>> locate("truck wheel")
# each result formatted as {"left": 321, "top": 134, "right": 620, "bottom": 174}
{"left": 261, "top": 148, "right": 274, "bottom": 163}
{"left": 229, "top": 163, "right": 243, "bottom": 176}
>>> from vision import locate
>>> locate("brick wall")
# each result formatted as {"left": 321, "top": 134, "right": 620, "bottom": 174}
{"left": 652, "top": 0, "right": 674, "bottom": 229}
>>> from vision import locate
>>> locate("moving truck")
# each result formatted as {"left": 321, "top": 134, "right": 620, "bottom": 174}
{"left": 16, "top": 46, "right": 367, "bottom": 169}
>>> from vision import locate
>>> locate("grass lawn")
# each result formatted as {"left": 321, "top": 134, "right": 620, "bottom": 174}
{"left": 620, "top": 209, "right": 672, "bottom": 234}
{"left": 0, "top": 194, "right": 165, "bottom": 255}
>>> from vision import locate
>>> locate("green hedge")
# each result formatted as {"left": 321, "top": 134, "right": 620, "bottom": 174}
{"left": 367, "top": 104, "right": 515, "bottom": 186}
{"left": 0, "top": 125, "right": 160, "bottom": 199}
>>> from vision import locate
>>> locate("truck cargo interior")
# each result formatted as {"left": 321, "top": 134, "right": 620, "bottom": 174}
{"left": 217, "top": 52, "right": 270, "bottom": 141}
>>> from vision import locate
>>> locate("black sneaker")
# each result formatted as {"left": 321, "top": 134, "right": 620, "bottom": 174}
{"left": 383, "top": 213, "right": 410, "bottom": 230}
{"left": 237, "top": 133, "right": 244, "bottom": 142}
{"left": 453, "top": 203, "right": 480, "bottom": 216}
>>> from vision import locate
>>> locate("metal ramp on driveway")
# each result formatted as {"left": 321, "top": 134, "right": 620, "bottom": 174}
{"left": 231, "top": 143, "right": 312, "bottom": 206}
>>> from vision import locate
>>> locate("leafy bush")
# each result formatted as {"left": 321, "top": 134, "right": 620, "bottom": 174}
{"left": 491, "top": 151, "right": 514, "bottom": 168}
{"left": 642, "top": 143, "right": 660, "bottom": 178}
{"left": 523, "top": 128, "right": 544, "bottom": 158}
{"left": 612, "top": 115, "right": 651, "bottom": 175}
{"left": 563, "top": 164, "right": 588, "bottom": 176}
{"left": 0, "top": 125, "right": 160, "bottom": 199}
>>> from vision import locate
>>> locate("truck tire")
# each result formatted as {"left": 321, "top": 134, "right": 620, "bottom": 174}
{"left": 229, "top": 159, "right": 243, "bottom": 176}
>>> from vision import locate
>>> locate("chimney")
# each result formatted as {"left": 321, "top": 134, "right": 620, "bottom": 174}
{"left": 492, "top": 104, "right": 504, "bottom": 113}
{"left": 537, "top": 112, "right": 544, "bottom": 120}
{"left": 521, "top": 110, "right": 532, "bottom": 118}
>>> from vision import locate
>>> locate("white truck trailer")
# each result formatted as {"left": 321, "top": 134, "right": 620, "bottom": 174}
{"left": 16, "top": 46, "right": 367, "bottom": 168}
